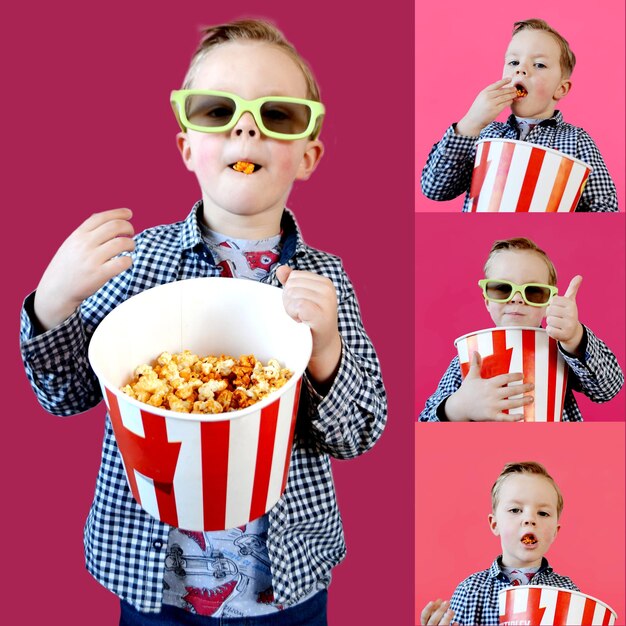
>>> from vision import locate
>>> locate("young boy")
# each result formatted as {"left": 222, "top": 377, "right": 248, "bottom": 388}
{"left": 420, "top": 19, "right": 618, "bottom": 212}
{"left": 19, "top": 20, "right": 387, "bottom": 624}
{"left": 419, "top": 238, "right": 623, "bottom": 421}
{"left": 420, "top": 462, "right": 578, "bottom": 626}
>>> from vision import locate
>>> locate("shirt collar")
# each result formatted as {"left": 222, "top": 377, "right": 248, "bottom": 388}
{"left": 490, "top": 555, "right": 553, "bottom": 581}
{"left": 506, "top": 110, "right": 563, "bottom": 130}
{"left": 179, "top": 200, "right": 307, "bottom": 264}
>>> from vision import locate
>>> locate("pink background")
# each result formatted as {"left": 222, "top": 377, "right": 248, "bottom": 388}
{"left": 414, "top": 213, "right": 626, "bottom": 421}
{"left": 5, "top": 1, "right": 414, "bottom": 624}
{"left": 415, "top": 0, "right": 625, "bottom": 212}
{"left": 414, "top": 422, "right": 626, "bottom": 624}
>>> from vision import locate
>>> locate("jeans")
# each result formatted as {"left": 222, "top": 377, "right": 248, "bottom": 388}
{"left": 119, "top": 591, "right": 328, "bottom": 626}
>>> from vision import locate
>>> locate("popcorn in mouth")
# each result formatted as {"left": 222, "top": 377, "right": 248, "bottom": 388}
{"left": 521, "top": 533, "right": 538, "bottom": 545}
{"left": 231, "top": 161, "right": 260, "bottom": 175}
{"left": 515, "top": 84, "right": 528, "bottom": 98}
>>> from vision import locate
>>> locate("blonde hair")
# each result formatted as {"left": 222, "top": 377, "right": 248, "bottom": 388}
{"left": 484, "top": 237, "right": 557, "bottom": 286}
{"left": 512, "top": 19, "right": 576, "bottom": 78}
{"left": 492, "top": 461, "right": 564, "bottom": 518}
{"left": 182, "top": 18, "right": 321, "bottom": 102}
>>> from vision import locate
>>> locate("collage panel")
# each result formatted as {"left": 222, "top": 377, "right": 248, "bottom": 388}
{"left": 415, "top": 0, "right": 624, "bottom": 214}
{"left": 414, "top": 213, "right": 625, "bottom": 423}
{"left": 414, "top": 422, "right": 625, "bottom": 625}
{"left": 9, "top": 1, "right": 415, "bottom": 625}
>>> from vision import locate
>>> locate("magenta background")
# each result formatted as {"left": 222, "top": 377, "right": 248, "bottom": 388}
{"left": 414, "top": 422, "right": 626, "bottom": 624}
{"left": 414, "top": 213, "right": 626, "bottom": 421}
{"left": 414, "top": 0, "right": 625, "bottom": 212}
{"left": 4, "top": 1, "right": 414, "bottom": 624}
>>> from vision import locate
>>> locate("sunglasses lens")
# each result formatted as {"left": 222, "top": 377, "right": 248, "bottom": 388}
{"left": 260, "top": 101, "right": 312, "bottom": 135}
{"left": 484, "top": 281, "right": 513, "bottom": 301}
{"left": 524, "top": 285, "right": 552, "bottom": 304}
{"left": 184, "top": 94, "right": 237, "bottom": 128}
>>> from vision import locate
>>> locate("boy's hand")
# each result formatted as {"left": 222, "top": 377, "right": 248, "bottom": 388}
{"left": 421, "top": 599, "right": 458, "bottom": 626}
{"left": 546, "top": 275, "right": 584, "bottom": 357}
{"left": 34, "top": 209, "right": 135, "bottom": 331}
{"left": 276, "top": 266, "right": 342, "bottom": 386}
{"left": 444, "top": 352, "right": 533, "bottom": 421}
{"left": 455, "top": 78, "right": 517, "bottom": 137}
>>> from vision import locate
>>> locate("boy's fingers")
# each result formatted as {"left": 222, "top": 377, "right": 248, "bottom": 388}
{"left": 490, "top": 77, "right": 514, "bottom": 89}
{"left": 275, "top": 265, "right": 293, "bottom": 286}
{"left": 498, "top": 382, "right": 534, "bottom": 398}
{"left": 466, "top": 351, "right": 482, "bottom": 378}
{"left": 564, "top": 275, "right": 583, "bottom": 300}
{"left": 490, "top": 371, "right": 525, "bottom": 386}
{"left": 79, "top": 208, "right": 133, "bottom": 232}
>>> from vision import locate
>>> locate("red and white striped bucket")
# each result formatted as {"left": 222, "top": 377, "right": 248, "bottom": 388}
{"left": 88, "top": 278, "right": 312, "bottom": 531}
{"left": 469, "top": 139, "right": 592, "bottom": 212}
{"left": 454, "top": 327, "right": 568, "bottom": 421}
{"left": 499, "top": 585, "right": 617, "bottom": 625}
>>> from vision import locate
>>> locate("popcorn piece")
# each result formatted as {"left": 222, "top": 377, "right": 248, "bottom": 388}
{"left": 233, "top": 161, "right": 255, "bottom": 175}
{"left": 515, "top": 84, "right": 528, "bottom": 98}
{"left": 120, "top": 351, "right": 292, "bottom": 415}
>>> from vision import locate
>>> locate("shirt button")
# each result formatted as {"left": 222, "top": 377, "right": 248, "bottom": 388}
{"left": 153, "top": 540, "right": 163, "bottom": 549}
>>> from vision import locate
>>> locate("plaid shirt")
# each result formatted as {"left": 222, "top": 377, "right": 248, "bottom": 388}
{"left": 419, "top": 326, "right": 624, "bottom": 421}
{"left": 20, "top": 203, "right": 387, "bottom": 612}
{"left": 450, "top": 556, "right": 578, "bottom": 626}
{"left": 420, "top": 111, "right": 618, "bottom": 212}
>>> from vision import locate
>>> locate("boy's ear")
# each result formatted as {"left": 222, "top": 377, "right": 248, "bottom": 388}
{"left": 295, "top": 139, "right": 324, "bottom": 181}
{"left": 488, "top": 513, "right": 500, "bottom": 536}
{"left": 553, "top": 79, "right": 572, "bottom": 101}
{"left": 176, "top": 132, "right": 195, "bottom": 172}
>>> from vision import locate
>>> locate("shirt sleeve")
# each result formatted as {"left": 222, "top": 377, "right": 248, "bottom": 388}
{"left": 560, "top": 325, "right": 624, "bottom": 402}
{"left": 418, "top": 356, "right": 462, "bottom": 422}
{"left": 575, "top": 130, "right": 618, "bottom": 212}
{"left": 298, "top": 265, "right": 387, "bottom": 460}
{"left": 449, "top": 580, "right": 472, "bottom": 626}
{"left": 20, "top": 293, "right": 103, "bottom": 416}
{"left": 420, "top": 125, "right": 478, "bottom": 201}
{"left": 20, "top": 252, "right": 136, "bottom": 417}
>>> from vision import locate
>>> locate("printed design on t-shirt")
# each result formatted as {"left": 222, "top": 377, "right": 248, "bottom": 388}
{"left": 182, "top": 580, "right": 239, "bottom": 616}
{"left": 214, "top": 241, "right": 280, "bottom": 280}
{"left": 163, "top": 522, "right": 281, "bottom": 617}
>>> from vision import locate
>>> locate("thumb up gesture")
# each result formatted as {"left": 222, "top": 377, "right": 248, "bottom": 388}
{"left": 546, "top": 275, "right": 584, "bottom": 356}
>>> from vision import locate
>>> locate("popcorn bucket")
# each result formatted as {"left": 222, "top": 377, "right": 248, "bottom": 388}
{"left": 454, "top": 327, "right": 568, "bottom": 421}
{"left": 499, "top": 586, "right": 617, "bottom": 625}
{"left": 469, "top": 139, "right": 592, "bottom": 212}
{"left": 88, "top": 278, "right": 312, "bottom": 531}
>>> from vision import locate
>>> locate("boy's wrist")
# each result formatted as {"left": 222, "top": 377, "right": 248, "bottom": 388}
{"left": 442, "top": 391, "right": 466, "bottom": 422}
{"left": 455, "top": 117, "right": 484, "bottom": 138}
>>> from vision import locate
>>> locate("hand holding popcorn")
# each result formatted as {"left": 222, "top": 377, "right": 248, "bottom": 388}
{"left": 445, "top": 352, "right": 534, "bottom": 422}
{"left": 34, "top": 208, "right": 135, "bottom": 331}
{"left": 276, "top": 266, "right": 342, "bottom": 385}
{"left": 545, "top": 275, "right": 584, "bottom": 356}
{"left": 456, "top": 78, "right": 517, "bottom": 137}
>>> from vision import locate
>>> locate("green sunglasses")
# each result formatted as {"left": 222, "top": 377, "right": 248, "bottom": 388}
{"left": 170, "top": 90, "right": 325, "bottom": 140}
{"left": 478, "top": 279, "right": 558, "bottom": 307}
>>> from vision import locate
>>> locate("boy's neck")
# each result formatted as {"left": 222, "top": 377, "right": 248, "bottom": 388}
{"left": 201, "top": 205, "right": 283, "bottom": 240}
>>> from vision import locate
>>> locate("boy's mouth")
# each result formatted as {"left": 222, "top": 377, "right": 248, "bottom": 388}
{"left": 230, "top": 161, "right": 261, "bottom": 175}
{"left": 521, "top": 533, "right": 538, "bottom": 545}
{"left": 515, "top": 83, "right": 528, "bottom": 98}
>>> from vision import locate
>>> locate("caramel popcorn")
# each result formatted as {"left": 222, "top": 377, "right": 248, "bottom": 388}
{"left": 120, "top": 351, "right": 292, "bottom": 414}
{"left": 233, "top": 160, "right": 255, "bottom": 175}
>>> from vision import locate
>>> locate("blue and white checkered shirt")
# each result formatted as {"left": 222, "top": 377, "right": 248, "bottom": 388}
{"left": 419, "top": 326, "right": 624, "bottom": 421}
{"left": 20, "top": 203, "right": 387, "bottom": 612}
{"left": 450, "top": 556, "right": 578, "bottom": 626}
{"left": 420, "top": 111, "right": 618, "bottom": 212}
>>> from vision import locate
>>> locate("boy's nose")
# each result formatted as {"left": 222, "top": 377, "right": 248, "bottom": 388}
{"left": 510, "top": 290, "right": 525, "bottom": 304}
{"left": 233, "top": 112, "right": 259, "bottom": 138}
